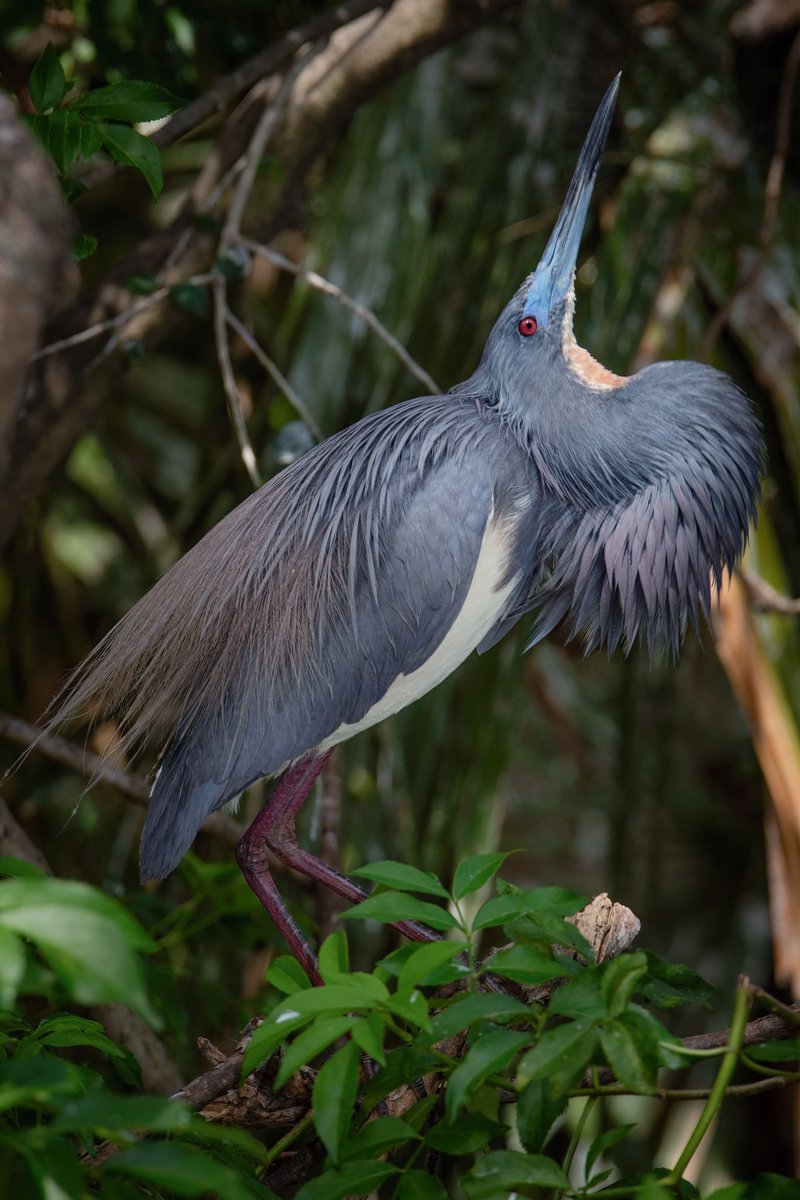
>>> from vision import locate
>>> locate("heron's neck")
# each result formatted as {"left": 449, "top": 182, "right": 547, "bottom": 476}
{"left": 561, "top": 296, "right": 626, "bottom": 391}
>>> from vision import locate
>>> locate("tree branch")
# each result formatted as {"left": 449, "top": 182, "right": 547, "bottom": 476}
{"left": 739, "top": 566, "right": 800, "bottom": 616}
{"left": 239, "top": 237, "right": 441, "bottom": 395}
{"left": 0, "top": 712, "right": 242, "bottom": 847}
{"left": 0, "top": 0, "right": 519, "bottom": 548}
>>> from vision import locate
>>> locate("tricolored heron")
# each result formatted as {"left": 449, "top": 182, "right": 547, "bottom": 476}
{"left": 50, "top": 76, "right": 762, "bottom": 982}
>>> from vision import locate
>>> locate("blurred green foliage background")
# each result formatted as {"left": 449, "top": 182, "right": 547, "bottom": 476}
{"left": 1, "top": 0, "right": 799, "bottom": 1185}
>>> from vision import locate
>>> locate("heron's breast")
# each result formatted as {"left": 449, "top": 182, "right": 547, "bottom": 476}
{"left": 319, "top": 513, "right": 519, "bottom": 750}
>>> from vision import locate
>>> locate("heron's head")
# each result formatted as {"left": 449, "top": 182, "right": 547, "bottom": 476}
{"left": 467, "top": 75, "right": 763, "bottom": 655}
{"left": 474, "top": 74, "right": 624, "bottom": 422}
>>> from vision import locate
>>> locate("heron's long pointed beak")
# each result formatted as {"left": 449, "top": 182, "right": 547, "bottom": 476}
{"left": 523, "top": 74, "right": 620, "bottom": 322}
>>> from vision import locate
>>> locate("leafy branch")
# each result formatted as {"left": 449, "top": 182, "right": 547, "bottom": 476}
{"left": 5, "top": 852, "right": 795, "bottom": 1199}
{"left": 24, "top": 42, "right": 183, "bottom": 207}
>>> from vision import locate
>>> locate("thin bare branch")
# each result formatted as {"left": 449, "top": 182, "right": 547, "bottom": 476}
{"left": 225, "top": 309, "right": 322, "bottom": 441}
{"left": 30, "top": 274, "right": 216, "bottom": 362}
{"left": 0, "top": 712, "right": 242, "bottom": 847}
{"left": 213, "top": 277, "right": 262, "bottom": 487}
{"left": 239, "top": 238, "right": 441, "bottom": 395}
{"left": 223, "top": 56, "right": 311, "bottom": 244}
{"left": 212, "top": 53, "right": 320, "bottom": 483}
{"left": 739, "top": 566, "right": 800, "bottom": 616}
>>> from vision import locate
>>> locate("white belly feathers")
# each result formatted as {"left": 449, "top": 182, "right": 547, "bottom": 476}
{"left": 319, "top": 512, "right": 517, "bottom": 751}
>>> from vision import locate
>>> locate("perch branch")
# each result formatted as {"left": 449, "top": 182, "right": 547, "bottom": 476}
{"left": 739, "top": 566, "right": 800, "bottom": 616}
{"left": 0, "top": 712, "right": 242, "bottom": 847}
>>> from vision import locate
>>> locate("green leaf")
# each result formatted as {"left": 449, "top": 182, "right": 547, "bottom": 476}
{"left": 61, "top": 177, "right": 87, "bottom": 203}
{"left": 429, "top": 993, "right": 529, "bottom": 1040}
{"left": 742, "top": 1176, "right": 800, "bottom": 1199}
{"left": 72, "top": 82, "right": 183, "bottom": 122}
{"left": 343, "top": 891, "right": 457, "bottom": 931}
{"left": 585, "top": 1123, "right": 636, "bottom": 1177}
{"left": 746, "top": 1038, "right": 800, "bottom": 1063}
{"left": 706, "top": 1187, "right": 747, "bottom": 1200}
{"left": 463, "top": 1150, "right": 569, "bottom": 1199}
{"left": 0, "top": 1056, "right": 86, "bottom": 1113}
{"left": 242, "top": 1016, "right": 307, "bottom": 1076}
{"left": 318, "top": 931, "right": 349, "bottom": 982}
{"left": 27, "top": 109, "right": 83, "bottom": 177}
{"left": 516, "top": 1076, "right": 568, "bottom": 1153}
{"left": 363, "top": 1044, "right": 440, "bottom": 1109}
{"left": 72, "top": 233, "right": 98, "bottom": 261}
{"left": 272, "top": 981, "right": 382, "bottom": 1019}
{"left": 350, "top": 1013, "right": 385, "bottom": 1065}
{"left": 517, "top": 1022, "right": 600, "bottom": 1094}
{"left": 124, "top": 273, "right": 159, "bottom": 297}
{"left": 275, "top": 1017, "right": 357, "bottom": 1089}
{"left": 25, "top": 1014, "right": 130, "bottom": 1061}
{"left": 452, "top": 853, "right": 511, "bottom": 901}
{"left": 548, "top": 968, "right": 607, "bottom": 1021}
{"left": 295, "top": 1161, "right": 398, "bottom": 1200}
{"left": 216, "top": 245, "right": 251, "bottom": 280}
{"left": 427, "top": 1112, "right": 506, "bottom": 1154}
{"left": 600, "top": 1011, "right": 660, "bottom": 1093}
{"left": 352, "top": 861, "right": 449, "bottom": 898}
{"left": 312, "top": 1039, "right": 359, "bottom": 1164}
{"left": 0, "top": 926, "right": 25, "bottom": 1008}
{"left": 398, "top": 941, "right": 464, "bottom": 991}
{"left": 341, "top": 1116, "right": 419, "bottom": 1162}
{"left": 601, "top": 951, "right": 649, "bottom": 1018}
{"left": 508, "top": 911, "right": 594, "bottom": 959}
{"left": 379, "top": 942, "right": 468, "bottom": 987}
{"left": 53, "top": 1093, "right": 192, "bottom": 1135}
{"left": 383, "top": 988, "right": 432, "bottom": 1032}
{"left": 29, "top": 43, "right": 68, "bottom": 114}
{"left": 168, "top": 282, "right": 211, "bottom": 318}
{"left": 484, "top": 944, "right": 571, "bottom": 986}
{"left": 77, "top": 118, "right": 103, "bottom": 160}
{"left": 98, "top": 124, "right": 163, "bottom": 198}
{"left": 0, "top": 857, "right": 47, "bottom": 880}
{"left": 14, "top": 1138, "right": 84, "bottom": 1200}
{"left": 105, "top": 1143, "right": 252, "bottom": 1199}
{"left": 446, "top": 1029, "right": 530, "bottom": 1121}
{"left": 266, "top": 955, "right": 312, "bottom": 994}
{"left": 473, "top": 887, "right": 586, "bottom": 931}
{"left": 640, "top": 952, "right": 716, "bottom": 1010}
{"left": 0, "top": 877, "right": 157, "bottom": 1024}
{"left": 624, "top": 1004, "right": 688, "bottom": 1069}
{"left": 398, "top": 1169, "right": 449, "bottom": 1200}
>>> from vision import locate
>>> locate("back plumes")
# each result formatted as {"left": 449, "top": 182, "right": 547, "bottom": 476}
{"left": 44, "top": 395, "right": 492, "bottom": 759}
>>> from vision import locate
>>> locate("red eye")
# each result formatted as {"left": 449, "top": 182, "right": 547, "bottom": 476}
{"left": 518, "top": 316, "right": 538, "bottom": 337}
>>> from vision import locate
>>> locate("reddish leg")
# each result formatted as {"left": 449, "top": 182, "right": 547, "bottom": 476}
{"left": 235, "top": 751, "right": 437, "bottom": 985}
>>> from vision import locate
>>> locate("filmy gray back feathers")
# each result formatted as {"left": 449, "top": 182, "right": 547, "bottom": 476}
{"left": 47, "top": 322, "right": 762, "bottom": 879}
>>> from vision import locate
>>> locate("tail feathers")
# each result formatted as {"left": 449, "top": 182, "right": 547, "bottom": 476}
{"left": 139, "top": 737, "right": 240, "bottom": 881}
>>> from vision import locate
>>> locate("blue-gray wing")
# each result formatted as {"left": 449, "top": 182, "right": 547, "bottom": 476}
{"left": 139, "top": 400, "right": 500, "bottom": 878}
